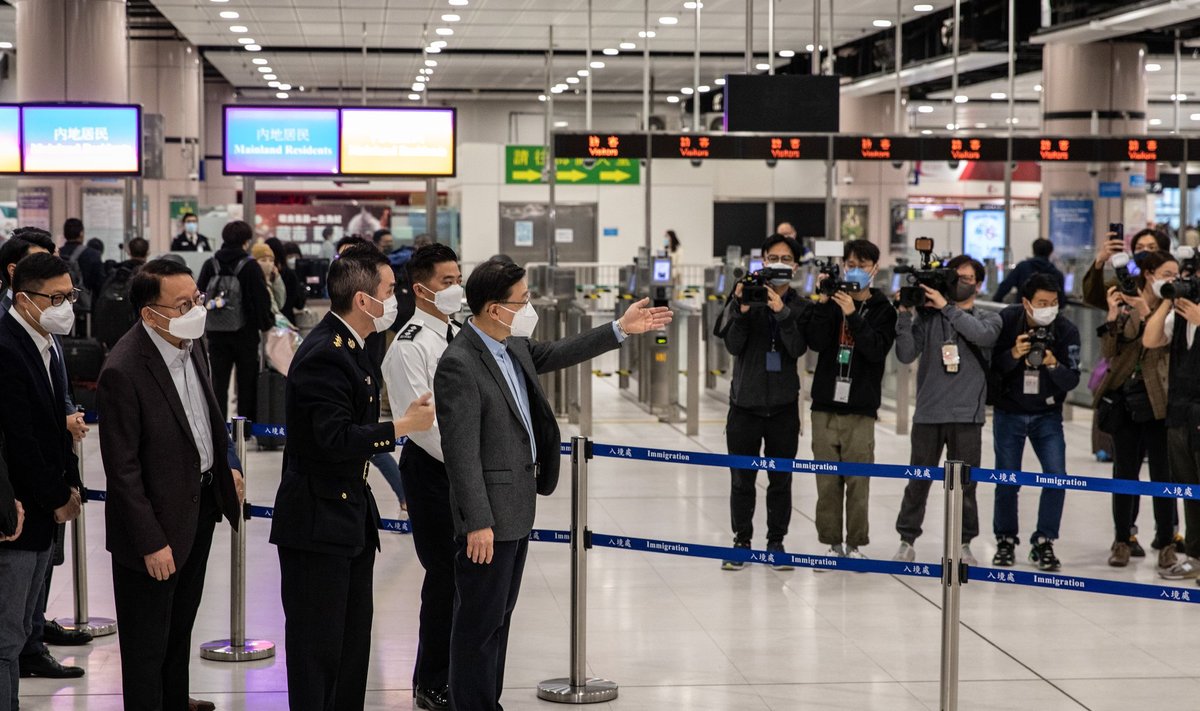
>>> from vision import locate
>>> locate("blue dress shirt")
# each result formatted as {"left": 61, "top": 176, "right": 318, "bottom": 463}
{"left": 470, "top": 321, "right": 538, "bottom": 461}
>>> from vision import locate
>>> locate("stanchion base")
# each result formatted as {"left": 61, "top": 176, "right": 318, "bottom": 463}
{"left": 54, "top": 616, "right": 117, "bottom": 638}
{"left": 537, "top": 678, "right": 618, "bottom": 704}
{"left": 198, "top": 639, "right": 276, "bottom": 662}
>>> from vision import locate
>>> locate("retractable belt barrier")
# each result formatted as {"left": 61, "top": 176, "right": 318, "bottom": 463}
{"left": 71, "top": 422, "right": 1200, "bottom": 710}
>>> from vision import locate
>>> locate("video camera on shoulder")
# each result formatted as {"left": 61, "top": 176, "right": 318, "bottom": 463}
{"left": 739, "top": 265, "right": 794, "bottom": 306}
{"left": 1026, "top": 326, "right": 1056, "bottom": 368}
{"left": 1162, "top": 246, "right": 1200, "bottom": 302}
{"left": 894, "top": 237, "right": 956, "bottom": 308}
{"left": 810, "top": 240, "right": 866, "bottom": 297}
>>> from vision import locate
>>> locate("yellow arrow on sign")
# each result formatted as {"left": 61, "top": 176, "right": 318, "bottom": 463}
{"left": 557, "top": 168, "right": 587, "bottom": 182}
{"left": 511, "top": 169, "right": 542, "bottom": 182}
{"left": 599, "top": 169, "right": 631, "bottom": 182}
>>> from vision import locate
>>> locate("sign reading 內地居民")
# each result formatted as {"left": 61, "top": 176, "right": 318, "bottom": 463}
{"left": 223, "top": 106, "right": 340, "bottom": 175}
{"left": 22, "top": 105, "right": 141, "bottom": 174}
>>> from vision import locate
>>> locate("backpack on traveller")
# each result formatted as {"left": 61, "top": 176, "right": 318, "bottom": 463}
{"left": 204, "top": 256, "right": 250, "bottom": 332}
{"left": 64, "top": 245, "right": 93, "bottom": 315}
{"left": 92, "top": 263, "right": 139, "bottom": 350}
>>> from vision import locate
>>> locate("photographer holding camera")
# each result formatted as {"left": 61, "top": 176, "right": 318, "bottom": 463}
{"left": 893, "top": 255, "right": 1001, "bottom": 565}
{"left": 805, "top": 239, "right": 896, "bottom": 559}
{"left": 1095, "top": 251, "right": 1177, "bottom": 569}
{"left": 718, "top": 234, "right": 810, "bottom": 570}
{"left": 991, "top": 273, "right": 1081, "bottom": 571}
{"left": 1083, "top": 227, "right": 1170, "bottom": 311}
{"left": 1143, "top": 247, "right": 1200, "bottom": 580}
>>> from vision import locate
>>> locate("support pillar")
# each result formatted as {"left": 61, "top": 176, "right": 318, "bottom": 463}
{"left": 837, "top": 94, "right": 908, "bottom": 261}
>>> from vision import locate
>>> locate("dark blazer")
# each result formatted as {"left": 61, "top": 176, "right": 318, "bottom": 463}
{"left": 0, "top": 433, "right": 16, "bottom": 537}
{"left": 434, "top": 321, "right": 620, "bottom": 542}
{"left": 0, "top": 311, "right": 79, "bottom": 552}
{"left": 269, "top": 313, "right": 397, "bottom": 557}
{"left": 97, "top": 324, "right": 242, "bottom": 572}
{"left": 0, "top": 290, "right": 75, "bottom": 414}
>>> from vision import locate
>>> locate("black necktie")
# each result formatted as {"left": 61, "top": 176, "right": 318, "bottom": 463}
{"left": 446, "top": 324, "right": 454, "bottom": 342}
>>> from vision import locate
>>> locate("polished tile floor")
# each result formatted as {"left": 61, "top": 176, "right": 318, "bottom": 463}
{"left": 20, "top": 367, "right": 1200, "bottom": 710}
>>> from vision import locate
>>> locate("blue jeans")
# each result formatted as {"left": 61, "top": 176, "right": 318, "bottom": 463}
{"left": 371, "top": 452, "right": 405, "bottom": 504}
{"left": 992, "top": 409, "right": 1067, "bottom": 542}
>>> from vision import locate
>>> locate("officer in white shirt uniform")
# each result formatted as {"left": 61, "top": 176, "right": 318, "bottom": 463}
{"left": 381, "top": 243, "right": 462, "bottom": 711}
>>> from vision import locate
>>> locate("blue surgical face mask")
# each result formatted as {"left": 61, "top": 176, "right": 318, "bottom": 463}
{"left": 844, "top": 268, "right": 872, "bottom": 290}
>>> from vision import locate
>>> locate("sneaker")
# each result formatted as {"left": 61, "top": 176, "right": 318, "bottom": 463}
{"left": 993, "top": 537, "right": 1017, "bottom": 567}
{"left": 1029, "top": 537, "right": 1062, "bottom": 571}
{"left": 1108, "top": 541, "right": 1131, "bottom": 567}
{"left": 1159, "top": 557, "right": 1200, "bottom": 580}
{"left": 892, "top": 541, "right": 916, "bottom": 563}
{"left": 1128, "top": 536, "right": 1146, "bottom": 558}
{"left": 1158, "top": 544, "right": 1180, "bottom": 571}
{"left": 766, "top": 542, "right": 793, "bottom": 571}
{"left": 960, "top": 544, "right": 978, "bottom": 567}
{"left": 814, "top": 544, "right": 844, "bottom": 573}
{"left": 845, "top": 546, "right": 868, "bottom": 573}
{"left": 721, "top": 541, "right": 750, "bottom": 571}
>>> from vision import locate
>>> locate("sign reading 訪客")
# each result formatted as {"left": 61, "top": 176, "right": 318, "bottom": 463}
{"left": 505, "top": 145, "right": 640, "bottom": 185}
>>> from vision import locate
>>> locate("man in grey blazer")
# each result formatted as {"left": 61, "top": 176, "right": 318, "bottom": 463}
{"left": 435, "top": 259, "right": 671, "bottom": 711}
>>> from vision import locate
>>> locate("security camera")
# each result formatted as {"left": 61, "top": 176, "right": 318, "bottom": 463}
{"left": 947, "top": 160, "right": 960, "bottom": 170}
{"left": 690, "top": 158, "right": 703, "bottom": 168}
{"left": 843, "top": 174, "right": 855, "bottom": 185}
{"left": 1087, "top": 162, "right": 1100, "bottom": 178}
{"left": 765, "top": 158, "right": 778, "bottom": 168}
{"left": 582, "top": 158, "right": 596, "bottom": 169}
{"left": 891, "top": 160, "right": 904, "bottom": 170}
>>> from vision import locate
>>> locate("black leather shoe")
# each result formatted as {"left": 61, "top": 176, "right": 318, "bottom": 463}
{"left": 415, "top": 686, "right": 450, "bottom": 711}
{"left": 188, "top": 698, "right": 216, "bottom": 711}
{"left": 43, "top": 620, "right": 93, "bottom": 646}
{"left": 19, "top": 651, "right": 84, "bottom": 679}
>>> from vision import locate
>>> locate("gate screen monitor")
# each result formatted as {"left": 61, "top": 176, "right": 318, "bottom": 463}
{"left": 723, "top": 75, "right": 840, "bottom": 133}
{"left": 339, "top": 107, "right": 456, "bottom": 177}
{"left": 652, "top": 258, "right": 672, "bottom": 285}
{"left": 0, "top": 106, "right": 19, "bottom": 173}
{"left": 21, "top": 105, "right": 141, "bottom": 175}
{"left": 223, "top": 106, "right": 340, "bottom": 175}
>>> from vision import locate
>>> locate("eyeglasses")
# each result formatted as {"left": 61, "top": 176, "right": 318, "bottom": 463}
{"left": 764, "top": 255, "right": 796, "bottom": 265}
{"left": 151, "top": 294, "right": 207, "bottom": 317}
{"left": 22, "top": 288, "right": 81, "bottom": 308}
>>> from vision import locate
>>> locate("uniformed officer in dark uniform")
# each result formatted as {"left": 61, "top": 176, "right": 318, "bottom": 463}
{"left": 270, "top": 244, "right": 434, "bottom": 711}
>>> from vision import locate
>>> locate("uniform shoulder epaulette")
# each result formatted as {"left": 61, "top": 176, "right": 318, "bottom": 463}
{"left": 397, "top": 323, "right": 423, "bottom": 341}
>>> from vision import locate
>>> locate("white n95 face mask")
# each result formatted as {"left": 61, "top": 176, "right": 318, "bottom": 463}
{"left": 153, "top": 306, "right": 207, "bottom": 340}
{"left": 26, "top": 296, "right": 75, "bottom": 336}
{"left": 424, "top": 283, "right": 464, "bottom": 316}
{"left": 501, "top": 303, "right": 539, "bottom": 338}
{"left": 1030, "top": 305, "right": 1058, "bottom": 327}
{"left": 364, "top": 294, "right": 399, "bottom": 333}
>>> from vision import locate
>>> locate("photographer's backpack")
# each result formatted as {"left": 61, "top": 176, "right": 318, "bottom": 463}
{"left": 204, "top": 256, "right": 249, "bottom": 333}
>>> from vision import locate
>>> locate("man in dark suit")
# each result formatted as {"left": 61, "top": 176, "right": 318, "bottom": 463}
{"left": 0, "top": 449, "right": 24, "bottom": 542}
{"left": 270, "top": 244, "right": 435, "bottom": 711}
{"left": 0, "top": 253, "right": 82, "bottom": 710}
{"left": 435, "top": 259, "right": 672, "bottom": 711}
{"left": 97, "top": 258, "right": 246, "bottom": 711}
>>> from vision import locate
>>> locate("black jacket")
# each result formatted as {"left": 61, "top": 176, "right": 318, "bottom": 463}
{"left": 171, "top": 232, "right": 212, "bottom": 252}
{"left": 0, "top": 312, "right": 80, "bottom": 552}
{"left": 60, "top": 241, "right": 106, "bottom": 297}
{"left": 805, "top": 290, "right": 898, "bottom": 418}
{"left": 269, "top": 314, "right": 396, "bottom": 557}
{"left": 279, "top": 267, "right": 306, "bottom": 325}
{"left": 992, "top": 257, "right": 1065, "bottom": 303}
{"left": 722, "top": 290, "right": 810, "bottom": 415}
{"left": 196, "top": 246, "right": 275, "bottom": 337}
{"left": 0, "top": 434, "right": 15, "bottom": 537}
{"left": 992, "top": 305, "right": 1082, "bottom": 414}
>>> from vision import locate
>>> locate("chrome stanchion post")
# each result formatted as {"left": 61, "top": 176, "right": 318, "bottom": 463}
{"left": 939, "top": 460, "right": 966, "bottom": 711}
{"left": 538, "top": 436, "right": 618, "bottom": 704}
{"left": 55, "top": 439, "right": 117, "bottom": 637}
{"left": 200, "top": 418, "right": 275, "bottom": 662}
{"left": 686, "top": 310, "right": 700, "bottom": 436}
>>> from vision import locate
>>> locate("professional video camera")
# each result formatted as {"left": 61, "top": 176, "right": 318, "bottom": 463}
{"left": 738, "top": 265, "right": 794, "bottom": 306}
{"left": 1109, "top": 252, "right": 1140, "bottom": 297}
{"left": 1161, "top": 246, "right": 1200, "bottom": 302}
{"left": 894, "top": 237, "right": 957, "bottom": 309}
{"left": 1026, "top": 326, "right": 1056, "bottom": 368}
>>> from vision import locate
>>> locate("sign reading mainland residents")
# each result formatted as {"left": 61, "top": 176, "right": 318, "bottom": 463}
{"left": 223, "top": 107, "right": 340, "bottom": 175}
{"left": 505, "top": 145, "right": 640, "bottom": 185}
{"left": 22, "top": 105, "right": 141, "bottom": 174}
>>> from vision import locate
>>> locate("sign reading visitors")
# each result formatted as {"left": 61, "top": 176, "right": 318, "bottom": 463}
{"left": 222, "top": 105, "right": 457, "bottom": 177}
{"left": 505, "top": 145, "right": 640, "bottom": 185}
{"left": 552, "top": 133, "right": 648, "bottom": 161}
{"left": 22, "top": 105, "right": 141, "bottom": 174}
{"left": 833, "top": 135, "right": 921, "bottom": 161}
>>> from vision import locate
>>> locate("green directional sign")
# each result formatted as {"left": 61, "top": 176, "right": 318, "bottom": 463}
{"left": 505, "top": 144, "right": 640, "bottom": 185}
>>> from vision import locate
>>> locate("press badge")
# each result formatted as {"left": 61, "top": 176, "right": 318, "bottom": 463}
{"left": 837, "top": 345, "right": 852, "bottom": 365}
{"left": 766, "top": 350, "right": 782, "bottom": 372}
{"left": 1023, "top": 370, "right": 1040, "bottom": 395}
{"left": 834, "top": 377, "right": 852, "bottom": 403}
{"left": 941, "top": 342, "right": 960, "bottom": 373}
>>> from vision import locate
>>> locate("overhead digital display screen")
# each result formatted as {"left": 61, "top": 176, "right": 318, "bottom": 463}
{"left": 1096, "top": 137, "right": 1185, "bottom": 163}
{"left": 833, "top": 135, "right": 921, "bottom": 161}
{"left": 1012, "top": 137, "right": 1100, "bottom": 162}
{"left": 0, "top": 106, "right": 21, "bottom": 173}
{"left": 554, "top": 133, "right": 647, "bottom": 160}
{"left": 741, "top": 135, "right": 810, "bottom": 160}
{"left": 21, "top": 105, "right": 141, "bottom": 174}
{"left": 923, "top": 136, "right": 1008, "bottom": 162}
{"left": 339, "top": 107, "right": 456, "bottom": 177}
{"left": 223, "top": 106, "right": 340, "bottom": 175}
{"left": 651, "top": 134, "right": 740, "bottom": 159}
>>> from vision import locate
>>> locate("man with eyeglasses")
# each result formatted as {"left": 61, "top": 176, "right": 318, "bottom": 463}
{"left": 718, "top": 233, "right": 811, "bottom": 570}
{"left": 97, "top": 257, "right": 246, "bottom": 711}
{"left": 893, "top": 255, "right": 1002, "bottom": 567}
{"left": 0, "top": 253, "right": 83, "bottom": 711}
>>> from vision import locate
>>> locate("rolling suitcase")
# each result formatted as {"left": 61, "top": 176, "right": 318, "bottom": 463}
{"left": 60, "top": 333, "right": 105, "bottom": 414}
{"left": 255, "top": 340, "right": 287, "bottom": 451}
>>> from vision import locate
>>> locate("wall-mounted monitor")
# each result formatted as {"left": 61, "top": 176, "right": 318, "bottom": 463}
{"left": 223, "top": 106, "right": 340, "bottom": 176}
{"left": 21, "top": 104, "right": 141, "bottom": 175}
{"left": 962, "top": 209, "right": 1007, "bottom": 263}
{"left": 0, "top": 106, "right": 20, "bottom": 173}
{"left": 723, "top": 75, "right": 839, "bottom": 133}
{"left": 339, "top": 107, "right": 456, "bottom": 177}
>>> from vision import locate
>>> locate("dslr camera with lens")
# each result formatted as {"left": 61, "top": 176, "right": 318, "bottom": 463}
{"left": 1026, "top": 326, "right": 1056, "bottom": 368}
{"left": 894, "top": 237, "right": 957, "bottom": 309}
{"left": 1161, "top": 246, "right": 1200, "bottom": 302}
{"left": 739, "top": 265, "right": 794, "bottom": 306}
{"left": 1109, "top": 252, "right": 1141, "bottom": 297}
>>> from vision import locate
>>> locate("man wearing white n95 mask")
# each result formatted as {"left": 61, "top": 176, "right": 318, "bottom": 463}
{"left": 381, "top": 243, "right": 463, "bottom": 711}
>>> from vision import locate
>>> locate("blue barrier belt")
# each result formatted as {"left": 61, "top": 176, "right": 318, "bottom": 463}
{"left": 969, "top": 564, "right": 1200, "bottom": 605}
{"left": 973, "top": 467, "right": 1200, "bottom": 501}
